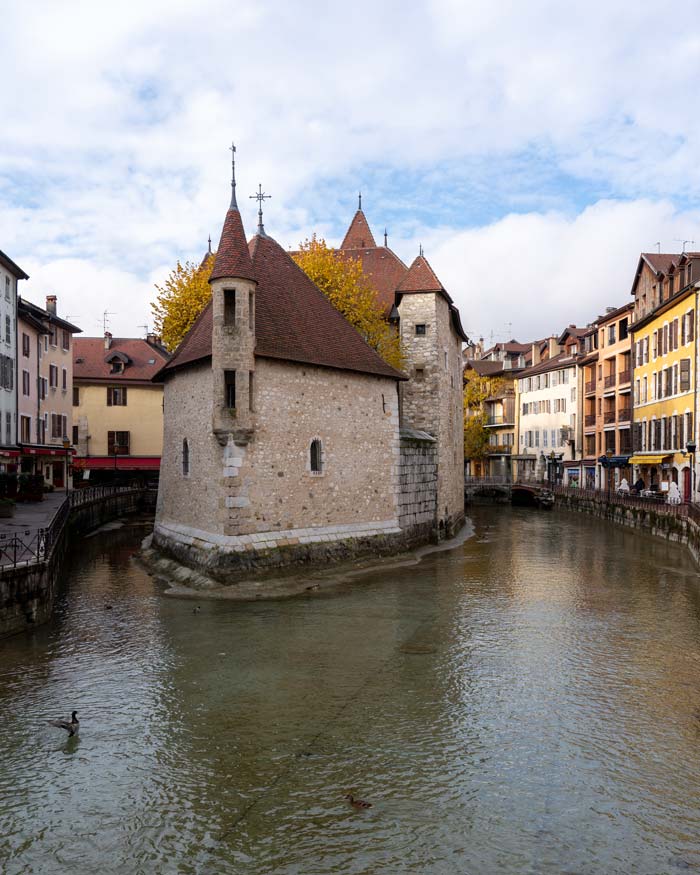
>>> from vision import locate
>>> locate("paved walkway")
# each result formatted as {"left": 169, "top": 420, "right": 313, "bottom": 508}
{"left": 0, "top": 492, "right": 68, "bottom": 538}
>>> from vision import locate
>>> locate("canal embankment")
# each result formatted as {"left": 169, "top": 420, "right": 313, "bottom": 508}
{"left": 0, "top": 486, "right": 156, "bottom": 639}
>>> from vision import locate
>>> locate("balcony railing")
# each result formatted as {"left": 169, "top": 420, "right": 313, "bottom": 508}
{"left": 618, "top": 369, "right": 631, "bottom": 384}
{"left": 585, "top": 380, "right": 596, "bottom": 394}
{"left": 585, "top": 414, "right": 596, "bottom": 427}
{"left": 485, "top": 416, "right": 514, "bottom": 426}
{"left": 604, "top": 374, "right": 616, "bottom": 388}
{"left": 603, "top": 410, "right": 616, "bottom": 424}
{"left": 618, "top": 407, "right": 631, "bottom": 421}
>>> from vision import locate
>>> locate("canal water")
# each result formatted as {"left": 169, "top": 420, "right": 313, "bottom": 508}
{"left": 2, "top": 508, "right": 700, "bottom": 874}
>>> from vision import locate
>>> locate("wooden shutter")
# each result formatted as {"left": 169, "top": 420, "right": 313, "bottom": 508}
{"left": 680, "top": 358, "right": 691, "bottom": 392}
{"left": 107, "top": 387, "right": 112, "bottom": 406}
{"left": 682, "top": 317, "right": 686, "bottom": 345}
{"left": 690, "top": 311, "right": 696, "bottom": 342}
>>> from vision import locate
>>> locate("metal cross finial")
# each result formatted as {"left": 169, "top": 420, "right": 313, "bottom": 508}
{"left": 384, "top": 228, "right": 388, "bottom": 247}
{"left": 207, "top": 234, "right": 212, "bottom": 254}
{"left": 229, "top": 142, "right": 238, "bottom": 209}
{"left": 358, "top": 191, "right": 362, "bottom": 211}
{"left": 419, "top": 243, "right": 424, "bottom": 257}
{"left": 250, "top": 183, "right": 271, "bottom": 236}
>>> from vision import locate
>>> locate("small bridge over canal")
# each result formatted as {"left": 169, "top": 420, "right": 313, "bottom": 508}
{"left": 464, "top": 476, "right": 555, "bottom": 509}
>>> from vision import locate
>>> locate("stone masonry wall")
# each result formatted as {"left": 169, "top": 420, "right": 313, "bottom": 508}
{"left": 154, "top": 357, "right": 405, "bottom": 579}
{"left": 397, "top": 429, "right": 437, "bottom": 543}
{"left": 398, "top": 293, "right": 465, "bottom": 538}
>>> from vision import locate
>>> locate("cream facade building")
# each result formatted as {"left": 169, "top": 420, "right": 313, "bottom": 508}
{"left": 72, "top": 334, "right": 169, "bottom": 483}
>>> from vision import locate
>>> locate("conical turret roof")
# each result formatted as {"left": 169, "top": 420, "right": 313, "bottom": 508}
{"left": 340, "top": 210, "right": 377, "bottom": 249}
{"left": 209, "top": 207, "right": 256, "bottom": 282}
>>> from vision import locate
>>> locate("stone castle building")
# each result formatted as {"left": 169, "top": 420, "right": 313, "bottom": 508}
{"left": 152, "top": 162, "right": 466, "bottom": 583}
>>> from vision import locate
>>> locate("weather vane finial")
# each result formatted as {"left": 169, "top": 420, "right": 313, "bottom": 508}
{"left": 384, "top": 228, "right": 388, "bottom": 247}
{"left": 250, "top": 183, "right": 271, "bottom": 236}
{"left": 358, "top": 191, "right": 362, "bottom": 211}
{"left": 207, "top": 234, "right": 212, "bottom": 254}
{"left": 229, "top": 142, "right": 238, "bottom": 209}
{"left": 419, "top": 243, "right": 424, "bottom": 257}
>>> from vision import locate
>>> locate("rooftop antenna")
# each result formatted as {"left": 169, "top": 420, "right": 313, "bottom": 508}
{"left": 506, "top": 321, "right": 512, "bottom": 339}
{"left": 656, "top": 241, "right": 661, "bottom": 253}
{"left": 102, "top": 310, "right": 115, "bottom": 333}
{"left": 674, "top": 238, "right": 695, "bottom": 253}
{"left": 249, "top": 183, "right": 271, "bottom": 236}
{"left": 138, "top": 323, "right": 149, "bottom": 337}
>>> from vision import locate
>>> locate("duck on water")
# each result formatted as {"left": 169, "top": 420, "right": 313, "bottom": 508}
{"left": 48, "top": 711, "right": 79, "bottom": 737}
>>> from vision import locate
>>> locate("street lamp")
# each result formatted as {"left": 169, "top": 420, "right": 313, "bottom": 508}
{"left": 549, "top": 449, "right": 556, "bottom": 485}
{"left": 606, "top": 447, "right": 614, "bottom": 502}
{"left": 61, "top": 436, "right": 71, "bottom": 494}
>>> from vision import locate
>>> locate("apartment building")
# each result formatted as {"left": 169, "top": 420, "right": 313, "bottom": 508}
{"left": 579, "top": 304, "right": 633, "bottom": 490}
{"left": 629, "top": 252, "right": 698, "bottom": 500}
{"left": 0, "top": 249, "right": 27, "bottom": 465}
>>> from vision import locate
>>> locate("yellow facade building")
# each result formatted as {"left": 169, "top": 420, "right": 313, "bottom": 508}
{"left": 72, "top": 333, "right": 170, "bottom": 483}
{"left": 630, "top": 252, "right": 698, "bottom": 500}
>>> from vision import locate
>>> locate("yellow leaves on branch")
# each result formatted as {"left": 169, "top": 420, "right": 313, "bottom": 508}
{"left": 463, "top": 370, "right": 505, "bottom": 460}
{"left": 293, "top": 235, "right": 404, "bottom": 371}
{"left": 151, "top": 255, "right": 214, "bottom": 352}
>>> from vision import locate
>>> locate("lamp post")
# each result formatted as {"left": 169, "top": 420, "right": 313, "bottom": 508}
{"left": 61, "top": 436, "right": 71, "bottom": 494}
{"left": 686, "top": 440, "right": 696, "bottom": 503}
{"left": 606, "top": 447, "right": 613, "bottom": 502}
{"left": 549, "top": 449, "right": 556, "bottom": 486}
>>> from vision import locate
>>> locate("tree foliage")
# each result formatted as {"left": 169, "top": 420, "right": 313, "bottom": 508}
{"left": 151, "top": 255, "right": 214, "bottom": 352}
{"left": 463, "top": 369, "right": 507, "bottom": 460}
{"left": 293, "top": 235, "right": 404, "bottom": 371}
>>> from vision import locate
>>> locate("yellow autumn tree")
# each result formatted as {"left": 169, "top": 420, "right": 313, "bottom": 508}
{"left": 463, "top": 369, "right": 506, "bottom": 460}
{"left": 293, "top": 235, "right": 404, "bottom": 371}
{"left": 151, "top": 254, "right": 214, "bottom": 351}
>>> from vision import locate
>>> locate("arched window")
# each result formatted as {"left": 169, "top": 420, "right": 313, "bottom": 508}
{"left": 310, "top": 438, "right": 322, "bottom": 474}
{"left": 182, "top": 439, "right": 190, "bottom": 477}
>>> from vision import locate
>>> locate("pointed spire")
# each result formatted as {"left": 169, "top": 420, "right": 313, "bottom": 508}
{"left": 210, "top": 146, "right": 256, "bottom": 283}
{"left": 384, "top": 228, "right": 388, "bottom": 247}
{"left": 229, "top": 142, "right": 238, "bottom": 209}
{"left": 340, "top": 204, "right": 377, "bottom": 249}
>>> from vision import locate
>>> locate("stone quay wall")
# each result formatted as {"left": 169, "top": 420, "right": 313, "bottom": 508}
{"left": 0, "top": 489, "right": 154, "bottom": 639}
{"left": 397, "top": 428, "right": 438, "bottom": 545}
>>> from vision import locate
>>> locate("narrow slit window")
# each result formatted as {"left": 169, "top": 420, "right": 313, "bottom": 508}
{"left": 310, "top": 438, "right": 323, "bottom": 474}
{"left": 249, "top": 291, "right": 254, "bottom": 330}
{"left": 224, "top": 289, "right": 236, "bottom": 326}
{"left": 182, "top": 439, "right": 190, "bottom": 477}
{"left": 249, "top": 371, "right": 254, "bottom": 412}
{"left": 225, "top": 370, "right": 236, "bottom": 409}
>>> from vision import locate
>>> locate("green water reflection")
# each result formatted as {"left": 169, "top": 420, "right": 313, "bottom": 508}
{"left": 1, "top": 508, "right": 700, "bottom": 874}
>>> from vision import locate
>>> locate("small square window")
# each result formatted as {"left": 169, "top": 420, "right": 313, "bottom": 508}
{"left": 415, "top": 324, "right": 427, "bottom": 336}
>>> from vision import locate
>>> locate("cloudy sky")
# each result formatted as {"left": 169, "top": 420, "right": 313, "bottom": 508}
{"left": 2, "top": 0, "right": 700, "bottom": 345}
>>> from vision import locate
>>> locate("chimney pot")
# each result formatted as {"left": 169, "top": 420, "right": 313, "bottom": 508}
{"left": 46, "top": 295, "right": 57, "bottom": 315}
{"left": 104, "top": 331, "right": 112, "bottom": 350}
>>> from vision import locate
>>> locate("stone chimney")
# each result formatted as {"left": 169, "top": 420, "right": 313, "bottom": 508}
{"left": 146, "top": 332, "right": 159, "bottom": 346}
{"left": 46, "top": 295, "right": 57, "bottom": 315}
{"left": 104, "top": 331, "right": 112, "bottom": 350}
{"left": 548, "top": 336, "right": 561, "bottom": 358}
{"left": 531, "top": 342, "right": 541, "bottom": 366}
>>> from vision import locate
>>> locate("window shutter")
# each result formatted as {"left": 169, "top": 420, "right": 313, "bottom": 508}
{"left": 682, "top": 316, "right": 687, "bottom": 345}
{"left": 107, "top": 388, "right": 112, "bottom": 406}
{"left": 680, "top": 358, "right": 691, "bottom": 392}
{"left": 123, "top": 387, "right": 127, "bottom": 405}
{"left": 690, "top": 311, "right": 696, "bottom": 342}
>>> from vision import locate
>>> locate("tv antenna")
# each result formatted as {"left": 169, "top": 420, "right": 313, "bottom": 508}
{"left": 102, "top": 310, "right": 115, "bottom": 332}
{"left": 674, "top": 239, "right": 695, "bottom": 253}
{"left": 138, "top": 323, "right": 149, "bottom": 336}
{"left": 656, "top": 241, "right": 661, "bottom": 253}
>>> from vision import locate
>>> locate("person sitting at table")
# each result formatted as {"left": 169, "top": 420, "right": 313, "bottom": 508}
{"left": 633, "top": 477, "right": 645, "bottom": 494}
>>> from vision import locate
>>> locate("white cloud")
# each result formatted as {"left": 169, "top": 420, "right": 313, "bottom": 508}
{"left": 414, "top": 199, "right": 700, "bottom": 344}
{"left": 3, "top": 1, "right": 700, "bottom": 337}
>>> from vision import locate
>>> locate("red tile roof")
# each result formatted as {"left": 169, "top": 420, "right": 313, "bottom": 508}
{"left": 209, "top": 208, "right": 256, "bottom": 282}
{"left": 335, "top": 246, "right": 408, "bottom": 313}
{"left": 161, "top": 232, "right": 406, "bottom": 382}
{"left": 396, "top": 254, "right": 444, "bottom": 293}
{"left": 340, "top": 210, "right": 377, "bottom": 249}
{"left": 74, "top": 338, "right": 170, "bottom": 383}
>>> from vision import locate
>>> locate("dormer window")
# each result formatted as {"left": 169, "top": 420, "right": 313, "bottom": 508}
{"left": 111, "top": 361, "right": 124, "bottom": 374}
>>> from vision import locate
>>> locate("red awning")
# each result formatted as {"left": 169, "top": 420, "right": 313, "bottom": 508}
{"left": 19, "top": 445, "right": 74, "bottom": 457}
{"left": 73, "top": 456, "right": 161, "bottom": 470}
